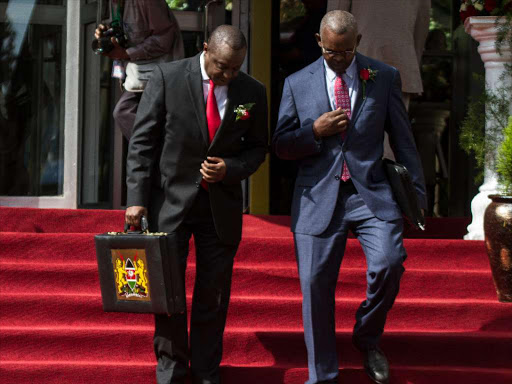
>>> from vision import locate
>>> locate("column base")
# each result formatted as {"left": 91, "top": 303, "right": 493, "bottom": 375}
{"left": 464, "top": 180, "right": 498, "bottom": 240}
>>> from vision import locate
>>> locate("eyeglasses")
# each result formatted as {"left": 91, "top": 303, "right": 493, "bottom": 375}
{"left": 321, "top": 45, "right": 357, "bottom": 58}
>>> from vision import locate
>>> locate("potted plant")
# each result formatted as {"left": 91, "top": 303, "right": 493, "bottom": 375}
{"left": 459, "top": 0, "right": 512, "bottom": 302}
{"left": 483, "top": 117, "right": 512, "bottom": 302}
{"left": 460, "top": 0, "right": 512, "bottom": 22}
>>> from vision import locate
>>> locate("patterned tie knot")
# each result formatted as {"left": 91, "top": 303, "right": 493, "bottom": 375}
{"left": 334, "top": 75, "right": 351, "bottom": 119}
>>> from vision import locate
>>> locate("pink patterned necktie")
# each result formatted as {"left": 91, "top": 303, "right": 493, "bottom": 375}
{"left": 334, "top": 75, "right": 351, "bottom": 182}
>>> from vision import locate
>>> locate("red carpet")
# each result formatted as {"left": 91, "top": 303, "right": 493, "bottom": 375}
{"left": 0, "top": 207, "right": 511, "bottom": 384}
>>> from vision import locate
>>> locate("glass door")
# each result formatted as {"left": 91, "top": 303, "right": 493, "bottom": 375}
{"left": 0, "top": 0, "right": 67, "bottom": 198}
{"left": 79, "top": 0, "right": 228, "bottom": 209}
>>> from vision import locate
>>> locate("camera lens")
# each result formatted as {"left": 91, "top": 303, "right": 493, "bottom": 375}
{"left": 91, "top": 37, "right": 113, "bottom": 54}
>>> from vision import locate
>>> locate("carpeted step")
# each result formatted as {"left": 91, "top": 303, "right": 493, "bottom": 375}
{"left": 2, "top": 294, "right": 511, "bottom": 333}
{"left": 0, "top": 261, "right": 497, "bottom": 301}
{"left": 1, "top": 362, "right": 511, "bottom": 384}
{"left": 0, "top": 232, "right": 490, "bottom": 270}
{"left": 1, "top": 327, "right": 511, "bottom": 369}
{"left": 0, "top": 207, "right": 472, "bottom": 239}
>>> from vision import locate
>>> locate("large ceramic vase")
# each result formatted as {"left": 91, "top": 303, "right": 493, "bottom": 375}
{"left": 484, "top": 195, "right": 512, "bottom": 302}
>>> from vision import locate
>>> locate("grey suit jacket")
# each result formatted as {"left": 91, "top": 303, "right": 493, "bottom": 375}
{"left": 126, "top": 54, "right": 268, "bottom": 244}
{"left": 273, "top": 54, "right": 427, "bottom": 236}
{"left": 327, "top": 0, "right": 431, "bottom": 94}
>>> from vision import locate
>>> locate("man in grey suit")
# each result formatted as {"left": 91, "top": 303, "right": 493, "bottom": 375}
{"left": 273, "top": 11, "right": 426, "bottom": 384}
{"left": 125, "top": 25, "right": 268, "bottom": 384}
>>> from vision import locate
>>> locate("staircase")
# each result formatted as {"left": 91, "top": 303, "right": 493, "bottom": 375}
{"left": 0, "top": 207, "right": 511, "bottom": 384}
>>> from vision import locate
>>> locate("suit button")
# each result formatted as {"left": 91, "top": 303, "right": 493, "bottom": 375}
{"left": 241, "top": 136, "right": 245, "bottom": 141}
{"left": 335, "top": 175, "right": 340, "bottom": 181}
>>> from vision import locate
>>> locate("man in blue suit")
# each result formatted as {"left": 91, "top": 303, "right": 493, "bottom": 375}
{"left": 273, "top": 10, "right": 427, "bottom": 384}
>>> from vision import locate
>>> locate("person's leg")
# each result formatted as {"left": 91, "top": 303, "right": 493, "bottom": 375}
{"left": 113, "top": 90, "right": 142, "bottom": 140}
{"left": 348, "top": 202, "right": 406, "bottom": 349}
{"left": 188, "top": 189, "right": 238, "bottom": 384}
{"left": 295, "top": 182, "right": 359, "bottom": 384}
{"left": 295, "top": 231, "right": 346, "bottom": 384}
{"left": 154, "top": 230, "right": 192, "bottom": 384}
{"left": 401, "top": 92, "right": 411, "bottom": 111}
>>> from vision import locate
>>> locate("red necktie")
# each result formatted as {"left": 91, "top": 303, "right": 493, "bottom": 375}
{"left": 206, "top": 79, "right": 221, "bottom": 143}
{"left": 202, "top": 79, "right": 221, "bottom": 190}
{"left": 334, "top": 75, "right": 351, "bottom": 182}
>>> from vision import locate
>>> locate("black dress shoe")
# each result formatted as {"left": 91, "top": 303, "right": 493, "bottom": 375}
{"left": 363, "top": 346, "right": 389, "bottom": 384}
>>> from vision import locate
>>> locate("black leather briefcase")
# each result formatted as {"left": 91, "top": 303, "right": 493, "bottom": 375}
{"left": 94, "top": 218, "right": 185, "bottom": 315}
{"left": 384, "top": 158, "right": 426, "bottom": 231}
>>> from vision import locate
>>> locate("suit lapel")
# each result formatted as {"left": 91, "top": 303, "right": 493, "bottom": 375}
{"left": 185, "top": 54, "right": 209, "bottom": 147}
{"left": 350, "top": 53, "right": 375, "bottom": 126}
{"left": 210, "top": 77, "right": 242, "bottom": 148}
{"left": 210, "top": 78, "right": 238, "bottom": 150}
{"left": 310, "top": 57, "right": 332, "bottom": 116}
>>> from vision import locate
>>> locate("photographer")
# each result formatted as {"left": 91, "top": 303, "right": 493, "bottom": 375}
{"left": 94, "top": 0, "right": 184, "bottom": 140}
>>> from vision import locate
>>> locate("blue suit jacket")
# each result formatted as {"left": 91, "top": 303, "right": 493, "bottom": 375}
{"left": 273, "top": 53, "right": 427, "bottom": 236}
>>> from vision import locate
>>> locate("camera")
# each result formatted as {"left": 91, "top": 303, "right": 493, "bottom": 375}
{"left": 91, "top": 24, "right": 127, "bottom": 54}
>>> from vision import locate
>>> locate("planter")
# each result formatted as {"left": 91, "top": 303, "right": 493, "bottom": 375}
{"left": 484, "top": 194, "right": 512, "bottom": 302}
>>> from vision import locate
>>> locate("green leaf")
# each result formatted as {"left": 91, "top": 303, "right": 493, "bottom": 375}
{"left": 497, "top": 117, "right": 512, "bottom": 195}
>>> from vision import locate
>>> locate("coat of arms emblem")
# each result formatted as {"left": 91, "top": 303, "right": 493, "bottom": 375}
{"left": 111, "top": 249, "right": 151, "bottom": 301}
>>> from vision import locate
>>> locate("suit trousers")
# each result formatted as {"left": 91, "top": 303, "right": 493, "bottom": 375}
{"left": 294, "top": 181, "right": 406, "bottom": 384}
{"left": 113, "top": 89, "right": 142, "bottom": 140}
{"left": 153, "top": 188, "right": 239, "bottom": 384}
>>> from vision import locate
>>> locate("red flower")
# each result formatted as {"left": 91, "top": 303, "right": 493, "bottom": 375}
{"left": 360, "top": 68, "right": 370, "bottom": 81}
{"left": 485, "top": 0, "right": 497, "bottom": 12}
{"left": 461, "top": 4, "right": 478, "bottom": 22}
{"left": 240, "top": 110, "right": 250, "bottom": 120}
{"left": 466, "top": 4, "right": 478, "bottom": 17}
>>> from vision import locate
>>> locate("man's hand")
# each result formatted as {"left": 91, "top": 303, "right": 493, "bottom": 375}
{"left": 200, "top": 157, "right": 227, "bottom": 183}
{"left": 94, "top": 24, "right": 130, "bottom": 60}
{"left": 125, "top": 206, "right": 148, "bottom": 227}
{"left": 107, "top": 38, "right": 130, "bottom": 60}
{"left": 312, "top": 107, "right": 349, "bottom": 139}
{"left": 94, "top": 24, "right": 107, "bottom": 40}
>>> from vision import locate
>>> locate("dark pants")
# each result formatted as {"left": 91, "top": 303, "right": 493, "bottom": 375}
{"left": 294, "top": 181, "right": 406, "bottom": 384}
{"left": 154, "top": 188, "right": 239, "bottom": 384}
{"left": 113, "top": 90, "right": 142, "bottom": 140}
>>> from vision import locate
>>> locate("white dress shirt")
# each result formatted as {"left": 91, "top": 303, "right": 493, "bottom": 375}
{"left": 200, "top": 52, "right": 228, "bottom": 120}
{"left": 324, "top": 57, "right": 359, "bottom": 113}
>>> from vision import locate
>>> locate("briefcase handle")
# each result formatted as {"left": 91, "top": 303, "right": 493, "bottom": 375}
{"left": 124, "top": 215, "right": 149, "bottom": 234}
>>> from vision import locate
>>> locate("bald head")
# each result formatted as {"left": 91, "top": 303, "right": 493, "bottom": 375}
{"left": 203, "top": 25, "right": 247, "bottom": 86}
{"left": 320, "top": 10, "right": 358, "bottom": 38}
{"left": 208, "top": 25, "right": 247, "bottom": 53}
{"left": 316, "top": 10, "right": 360, "bottom": 75}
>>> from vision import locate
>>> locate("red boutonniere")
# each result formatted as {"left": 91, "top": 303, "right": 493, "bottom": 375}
{"left": 235, "top": 103, "right": 255, "bottom": 121}
{"left": 359, "top": 67, "right": 378, "bottom": 100}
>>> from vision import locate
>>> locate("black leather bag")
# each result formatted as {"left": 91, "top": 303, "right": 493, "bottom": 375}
{"left": 94, "top": 217, "right": 185, "bottom": 314}
{"left": 384, "top": 159, "right": 426, "bottom": 231}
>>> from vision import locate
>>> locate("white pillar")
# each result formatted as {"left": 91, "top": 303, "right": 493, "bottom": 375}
{"left": 464, "top": 16, "right": 512, "bottom": 240}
